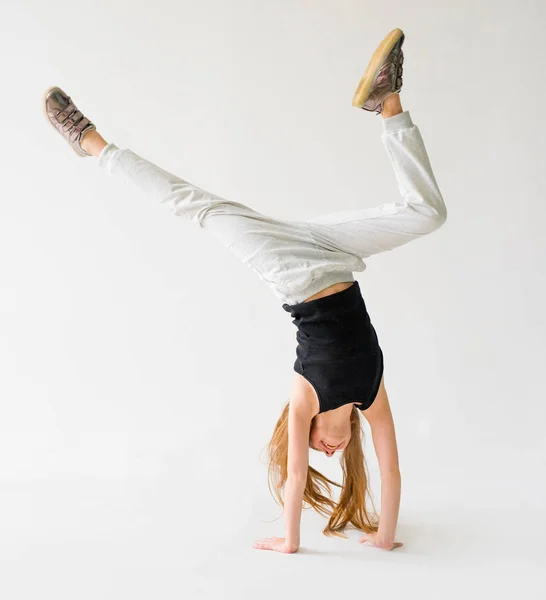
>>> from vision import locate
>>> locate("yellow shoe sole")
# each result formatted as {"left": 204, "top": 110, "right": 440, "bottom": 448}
{"left": 352, "top": 28, "right": 405, "bottom": 108}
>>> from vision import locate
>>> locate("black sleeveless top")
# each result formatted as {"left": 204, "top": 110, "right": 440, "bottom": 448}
{"left": 282, "top": 280, "right": 383, "bottom": 414}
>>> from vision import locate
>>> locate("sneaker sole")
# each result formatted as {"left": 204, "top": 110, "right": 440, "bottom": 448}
{"left": 352, "top": 28, "right": 404, "bottom": 108}
{"left": 42, "top": 85, "right": 90, "bottom": 158}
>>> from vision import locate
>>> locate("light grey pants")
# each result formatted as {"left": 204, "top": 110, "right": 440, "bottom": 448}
{"left": 97, "top": 110, "right": 447, "bottom": 306}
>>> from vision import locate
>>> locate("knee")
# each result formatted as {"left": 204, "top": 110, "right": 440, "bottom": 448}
{"left": 433, "top": 204, "right": 448, "bottom": 229}
{"left": 422, "top": 202, "right": 447, "bottom": 234}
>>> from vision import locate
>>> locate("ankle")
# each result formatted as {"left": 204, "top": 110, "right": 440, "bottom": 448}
{"left": 81, "top": 129, "right": 108, "bottom": 157}
{"left": 381, "top": 93, "right": 403, "bottom": 118}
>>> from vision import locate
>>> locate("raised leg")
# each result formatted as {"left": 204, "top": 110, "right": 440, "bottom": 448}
{"left": 95, "top": 141, "right": 329, "bottom": 302}
{"left": 96, "top": 142, "right": 265, "bottom": 233}
{"left": 306, "top": 101, "right": 447, "bottom": 259}
{"left": 81, "top": 129, "right": 108, "bottom": 156}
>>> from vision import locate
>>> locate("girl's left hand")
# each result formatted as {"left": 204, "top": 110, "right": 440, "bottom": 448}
{"left": 359, "top": 532, "right": 403, "bottom": 551}
{"left": 252, "top": 537, "right": 298, "bottom": 554}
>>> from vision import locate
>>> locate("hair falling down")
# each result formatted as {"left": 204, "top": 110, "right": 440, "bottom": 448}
{"left": 266, "top": 402, "right": 379, "bottom": 538}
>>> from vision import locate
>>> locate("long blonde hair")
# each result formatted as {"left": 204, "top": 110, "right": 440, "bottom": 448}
{"left": 267, "top": 401, "right": 379, "bottom": 538}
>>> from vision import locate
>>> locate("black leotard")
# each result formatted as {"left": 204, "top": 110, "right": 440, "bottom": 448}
{"left": 282, "top": 280, "right": 383, "bottom": 414}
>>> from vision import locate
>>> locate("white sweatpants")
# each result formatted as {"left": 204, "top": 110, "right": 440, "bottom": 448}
{"left": 97, "top": 110, "right": 447, "bottom": 305}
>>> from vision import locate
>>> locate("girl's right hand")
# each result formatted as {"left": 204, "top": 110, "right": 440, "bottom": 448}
{"left": 252, "top": 537, "right": 299, "bottom": 554}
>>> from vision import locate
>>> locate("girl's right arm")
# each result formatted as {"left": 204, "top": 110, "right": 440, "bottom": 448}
{"left": 283, "top": 396, "right": 314, "bottom": 551}
{"left": 252, "top": 389, "right": 315, "bottom": 554}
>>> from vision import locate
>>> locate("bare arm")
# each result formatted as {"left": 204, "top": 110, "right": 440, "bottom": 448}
{"left": 362, "top": 379, "right": 402, "bottom": 548}
{"left": 283, "top": 394, "right": 314, "bottom": 551}
{"left": 253, "top": 375, "right": 318, "bottom": 554}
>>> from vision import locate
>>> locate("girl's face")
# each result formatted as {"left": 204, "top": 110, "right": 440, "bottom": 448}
{"left": 309, "top": 426, "right": 350, "bottom": 457}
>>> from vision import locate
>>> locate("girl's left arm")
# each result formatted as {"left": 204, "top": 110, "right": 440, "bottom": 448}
{"left": 362, "top": 382, "right": 402, "bottom": 549}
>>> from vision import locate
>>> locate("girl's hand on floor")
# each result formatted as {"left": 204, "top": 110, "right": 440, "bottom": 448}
{"left": 359, "top": 532, "right": 403, "bottom": 551}
{"left": 252, "top": 537, "right": 298, "bottom": 554}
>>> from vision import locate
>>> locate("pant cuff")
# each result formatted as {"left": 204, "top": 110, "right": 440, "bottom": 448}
{"left": 97, "top": 142, "right": 121, "bottom": 173}
{"left": 381, "top": 110, "right": 414, "bottom": 134}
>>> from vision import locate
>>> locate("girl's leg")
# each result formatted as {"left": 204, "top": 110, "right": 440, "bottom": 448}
{"left": 81, "top": 130, "right": 108, "bottom": 156}
{"left": 94, "top": 141, "right": 259, "bottom": 232}
{"left": 305, "top": 94, "right": 447, "bottom": 259}
{"left": 91, "top": 137, "right": 333, "bottom": 303}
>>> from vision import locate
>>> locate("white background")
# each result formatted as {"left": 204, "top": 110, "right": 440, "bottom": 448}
{"left": 1, "top": 0, "right": 545, "bottom": 597}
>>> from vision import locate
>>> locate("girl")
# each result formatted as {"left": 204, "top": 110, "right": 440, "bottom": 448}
{"left": 43, "top": 28, "right": 447, "bottom": 554}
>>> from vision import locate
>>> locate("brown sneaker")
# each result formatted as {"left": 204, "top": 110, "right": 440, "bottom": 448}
{"left": 43, "top": 86, "right": 96, "bottom": 157}
{"left": 352, "top": 28, "right": 405, "bottom": 115}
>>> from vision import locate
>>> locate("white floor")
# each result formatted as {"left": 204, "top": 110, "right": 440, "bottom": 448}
{"left": 1, "top": 456, "right": 544, "bottom": 600}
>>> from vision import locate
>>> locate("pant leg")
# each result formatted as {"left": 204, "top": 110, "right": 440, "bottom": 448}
{"left": 305, "top": 110, "right": 447, "bottom": 258}
{"left": 97, "top": 143, "right": 261, "bottom": 231}
{"left": 97, "top": 143, "right": 347, "bottom": 304}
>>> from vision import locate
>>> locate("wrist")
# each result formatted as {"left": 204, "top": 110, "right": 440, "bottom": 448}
{"left": 285, "top": 537, "right": 300, "bottom": 551}
{"left": 284, "top": 541, "right": 299, "bottom": 553}
{"left": 375, "top": 534, "right": 395, "bottom": 549}
{"left": 375, "top": 529, "right": 394, "bottom": 547}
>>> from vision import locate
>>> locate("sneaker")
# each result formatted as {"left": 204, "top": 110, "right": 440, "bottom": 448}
{"left": 43, "top": 86, "right": 96, "bottom": 157}
{"left": 352, "top": 28, "right": 405, "bottom": 115}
